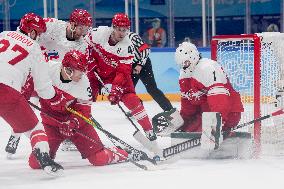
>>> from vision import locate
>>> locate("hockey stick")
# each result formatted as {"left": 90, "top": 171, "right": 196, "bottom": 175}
{"left": 74, "top": 129, "right": 148, "bottom": 170}
{"left": 92, "top": 71, "right": 160, "bottom": 154}
{"left": 162, "top": 109, "right": 284, "bottom": 158}
{"left": 28, "top": 101, "right": 150, "bottom": 170}
{"left": 224, "top": 109, "right": 284, "bottom": 134}
{"left": 66, "top": 107, "right": 157, "bottom": 165}
{"left": 163, "top": 137, "right": 201, "bottom": 158}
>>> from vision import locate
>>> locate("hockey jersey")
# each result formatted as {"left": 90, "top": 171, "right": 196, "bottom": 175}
{"left": 179, "top": 58, "right": 244, "bottom": 122}
{"left": 0, "top": 31, "right": 55, "bottom": 99}
{"left": 20, "top": 61, "right": 93, "bottom": 125}
{"left": 85, "top": 26, "right": 134, "bottom": 85}
{"left": 39, "top": 18, "right": 87, "bottom": 62}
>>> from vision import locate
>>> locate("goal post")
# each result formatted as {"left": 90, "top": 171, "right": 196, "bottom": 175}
{"left": 211, "top": 33, "right": 284, "bottom": 155}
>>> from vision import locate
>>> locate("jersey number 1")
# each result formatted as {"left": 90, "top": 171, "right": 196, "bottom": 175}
{"left": 0, "top": 39, "right": 29, "bottom": 65}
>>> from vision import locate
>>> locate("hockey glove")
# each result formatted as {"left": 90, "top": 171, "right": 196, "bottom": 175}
{"left": 41, "top": 87, "right": 75, "bottom": 112}
{"left": 59, "top": 117, "right": 80, "bottom": 137}
{"left": 108, "top": 85, "right": 124, "bottom": 105}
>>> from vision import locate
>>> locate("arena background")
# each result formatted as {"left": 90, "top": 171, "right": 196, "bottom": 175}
{"left": 0, "top": 0, "right": 282, "bottom": 100}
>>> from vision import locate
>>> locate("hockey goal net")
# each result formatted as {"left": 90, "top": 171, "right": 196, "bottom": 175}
{"left": 211, "top": 33, "right": 284, "bottom": 156}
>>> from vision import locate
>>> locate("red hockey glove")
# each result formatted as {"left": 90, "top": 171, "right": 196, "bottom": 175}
{"left": 41, "top": 87, "right": 75, "bottom": 112}
{"left": 59, "top": 117, "right": 80, "bottom": 137}
{"left": 108, "top": 85, "right": 124, "bottom": 105}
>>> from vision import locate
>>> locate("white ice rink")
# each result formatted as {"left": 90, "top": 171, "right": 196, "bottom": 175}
{"left": 0, "top": 101, "right": 284, "bottom": 189}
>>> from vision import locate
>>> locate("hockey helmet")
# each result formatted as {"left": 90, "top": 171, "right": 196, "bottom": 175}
{"left": 62, "top": 50, "right": 87, "bottom": 72}
{"left": 175, "top": 42, "right": 200, "bottom": 70}
{"left": 70, "top": 9, "right": 92, "bottom": 27}
{"left": 112, "top": 13, "right": 130, "bottom": 29}
{"left": 19, "top": 13, "right": 47, "bottom": 35}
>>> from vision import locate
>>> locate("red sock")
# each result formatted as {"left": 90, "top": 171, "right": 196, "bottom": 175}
{"left": 30, "top": 130, "right": 48, "bottom": 149}
{"left": 122, "top": 93, "right": 152, "bottom": 131}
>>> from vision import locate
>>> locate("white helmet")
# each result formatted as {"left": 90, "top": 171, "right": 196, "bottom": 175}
{"left": 175, "top": 42, "right": 200, "bottom": 71}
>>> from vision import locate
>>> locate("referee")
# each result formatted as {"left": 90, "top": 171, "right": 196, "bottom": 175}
{"left": 128, "top": 32, "right": 173, "bottom": 112}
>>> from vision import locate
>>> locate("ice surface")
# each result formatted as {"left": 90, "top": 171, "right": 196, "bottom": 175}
{"left": 0, "top": 102, "right": 284, "bottom": 189}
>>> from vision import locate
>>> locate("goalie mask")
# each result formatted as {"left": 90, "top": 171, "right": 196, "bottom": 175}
{"left": 175, "top": 42, "right": 200, "bottom": 71}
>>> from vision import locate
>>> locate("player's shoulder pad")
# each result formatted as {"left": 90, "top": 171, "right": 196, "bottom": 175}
{"left": 192, "top": 58, "right": 219, "bottom": 87}
{"left": 87, "top": 26, "right": 111, "bottom": 43}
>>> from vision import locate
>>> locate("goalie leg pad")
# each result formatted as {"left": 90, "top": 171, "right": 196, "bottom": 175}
{"left": 201, "top": 112, "right": 223, "bottom": 152}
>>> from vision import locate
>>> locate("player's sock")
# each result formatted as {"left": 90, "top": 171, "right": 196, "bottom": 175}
{"left": 25, "top": 123, "right": 64, "bottom": 176}
{"left": 122, "top": 94, "right": 152, "bottom": 131}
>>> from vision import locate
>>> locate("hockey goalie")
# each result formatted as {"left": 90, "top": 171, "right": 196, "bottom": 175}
{"left": 153, "top": 42, "right": 250, "bottom": 158}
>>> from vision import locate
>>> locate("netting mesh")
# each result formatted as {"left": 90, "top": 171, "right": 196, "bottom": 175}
{"left": 213, "top": 33, "right": 284, "bottom": 155}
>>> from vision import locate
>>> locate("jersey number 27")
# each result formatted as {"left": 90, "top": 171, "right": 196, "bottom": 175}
{"left": 0, "top": 39, "right": 29, "bottom": 65}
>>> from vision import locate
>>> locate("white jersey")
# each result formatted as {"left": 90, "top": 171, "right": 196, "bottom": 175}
{"left": 85, "top": 26, "right": 134, "bottom": 65}
{"left": 0, "top": 31, "right": 55, "bottom": 99}
{"left": 47, "top": 61, "right": 91, "bottom": 101}
{"left": 179, "top": 58, "right": 228, "bottom": 86}
{"left": 39, "top": 18, "right": 87, "bottom": 62}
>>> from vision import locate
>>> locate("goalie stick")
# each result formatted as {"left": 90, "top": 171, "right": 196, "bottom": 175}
{"left": 28, "top": 101, "right": 150, "bottom": 170}
{"left": 66, "top": 107, "right": 157, "bottom": 165}
{"left": 160, "top": 109, "right": 284, "bottom": 159}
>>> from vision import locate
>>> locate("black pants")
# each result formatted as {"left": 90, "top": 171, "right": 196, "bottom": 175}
{"left": 132, "top": 58, "right": 173, "bottom": 111}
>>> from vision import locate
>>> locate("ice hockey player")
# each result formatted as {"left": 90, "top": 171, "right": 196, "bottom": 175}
{"left": 153, "top": 41, "right": 244, "bottom": 140}
{"left": 40, "top": 8, "right": 93, "bottom": 151}
{"left": 0, "top": 13, "right": 64, "bottom": 176}
{"left": 85, "top": 13, "right": 158, "bottom": 143}
{"left": 5, "top": 9, "right": 92, "bottom": 153}
{"left": 39, "top": 8, "right": 92, "bottom": 61}
{"left": 19, "top": 50, "right": 129, "bottom": 168}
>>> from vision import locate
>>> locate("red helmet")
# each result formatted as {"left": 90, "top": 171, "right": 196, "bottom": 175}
{"left": 112, "top": 13, "right": 130, "bottom": 29}
{"left": 19, "top": 13, "right": 47, "bottom": 34}
{"left": 62, "top": 50, "right": 87, "bottom": 72}
{"left": 69, "top": 9, "right": 92, "bottom": 27}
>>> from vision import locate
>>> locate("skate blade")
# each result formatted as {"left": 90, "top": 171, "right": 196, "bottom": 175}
{"left": 43, "top": 167, "right": 64, "bottom": 177}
